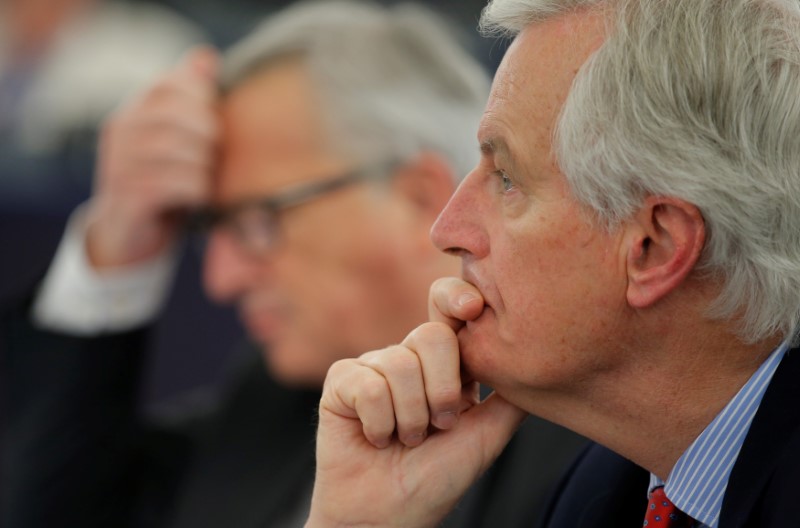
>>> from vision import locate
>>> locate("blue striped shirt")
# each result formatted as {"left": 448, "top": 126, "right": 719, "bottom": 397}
{"left": 649, "top": 340, "right": 791, "bottom": 527}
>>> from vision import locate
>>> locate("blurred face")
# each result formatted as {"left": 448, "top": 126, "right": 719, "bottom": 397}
{"left": 204, "top": 61, "right": 446, "bottom": 386}
{"left": 430, "top": 12, "right": 631, "bottom": 408}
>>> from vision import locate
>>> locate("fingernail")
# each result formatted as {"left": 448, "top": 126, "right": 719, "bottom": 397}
{"left": 374, "top": 436, "right": 391, "bottom": 449}
{"left": 435, "top": 411, "right": 458, "bottom": 430}
{"left": 458, "top": 293, "right": 478, "bottom": 307}
{"left": 405, "top": 431, "right": 427, "bottom": 447}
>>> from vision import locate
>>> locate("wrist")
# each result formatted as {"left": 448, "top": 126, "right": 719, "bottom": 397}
{"left": 85, "top": 211, "right": 176, "bottom": 269}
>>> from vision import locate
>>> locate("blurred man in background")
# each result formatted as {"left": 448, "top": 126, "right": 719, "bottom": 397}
{"left": 2, "top": 1, "right": 586, "bottom": 527}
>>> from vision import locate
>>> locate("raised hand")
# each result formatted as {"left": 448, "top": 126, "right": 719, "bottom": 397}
{"left": 85, "top": 46, "right": 220, "bottom": 269}
{"left": 306, "top": 278, "right": 527, "bottom": 528}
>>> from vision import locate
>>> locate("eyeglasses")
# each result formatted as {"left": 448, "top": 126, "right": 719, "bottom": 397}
{"left": 189, "top": 160, "right": 398, "bottom": 257}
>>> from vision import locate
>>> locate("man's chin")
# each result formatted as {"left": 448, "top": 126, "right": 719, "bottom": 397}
{"left": 257, "top": 345, "right": 327, "bottom": 389}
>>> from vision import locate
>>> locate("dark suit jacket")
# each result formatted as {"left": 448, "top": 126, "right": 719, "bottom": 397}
{"left": 538, "top": 347, "right": 800, "bottom": 527}
{"left": 1, "top": 296, "right": 588, "bottom": 528}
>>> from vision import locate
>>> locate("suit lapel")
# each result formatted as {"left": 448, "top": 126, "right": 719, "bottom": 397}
{"left": 540, "top": 443, "right": 648, "bottom": 527}
{"left": 543, "top": 348, "right": 800, "bottom": 527}
{"left": 720, "top": 347, "right": 800, "bottom": 526}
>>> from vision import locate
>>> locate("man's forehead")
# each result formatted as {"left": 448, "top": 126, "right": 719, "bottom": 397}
{"left": 492, "top": 9, "right": 607, "bottom": 96}
{"left": 477, "top": 9, "right": 607, "bottom": 159}
{"left": 214, "top": 62, "right": 353, "bottom": 201}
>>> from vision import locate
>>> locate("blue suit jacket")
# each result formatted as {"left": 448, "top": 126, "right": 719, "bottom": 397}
{"left": 538, "top": 347, "right": 800, "bottom": 527}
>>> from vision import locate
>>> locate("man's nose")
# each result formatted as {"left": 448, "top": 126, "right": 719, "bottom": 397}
{"left": 430, "top": 168, "right": 489, "bottom": 259}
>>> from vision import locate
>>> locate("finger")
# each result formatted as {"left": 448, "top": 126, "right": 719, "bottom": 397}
{"left": 102, "top": 100, "right": 218, "bottom": 183}
{"left": 182, "top": 45, "right": 219, "bottom": 81}
{"left": 402, "top": 322, "right": 464, "bottom": 430}
{"left": 360, "top": 347, "right": 430, "bottom": 447}
{"left": 130, "top": 60, "right": 217, "bottom": 117}
{"left": 324, "top": 359, "right": 396, "bottom": 449}
{"left": 100, "top": 96, "right": 219, "bottom": 190}
{"left": 175, "top": 45, "right": 220, "bottom": 103}
{"left": 132, "top": 125, "right": 217, "bottom": 168}
{"left": 138, "top": 166, "right": 212, "bottom": 210}
{"left": 459, "top": 393, "right": 528, "bottom": 471}
{"left": 102, "top": 166, "right": 212, "bottom": 221}
{"left": 118, "top": 88, "right": 219, "bottom": 144}
{"left": 423, "top": 392, "right": 528, "bottom": 488}
{"left": 136, "top": 97, "right": 220, "bottom": 143}
{"left": 428, "top": 277, "right": 485, "bottom": 331}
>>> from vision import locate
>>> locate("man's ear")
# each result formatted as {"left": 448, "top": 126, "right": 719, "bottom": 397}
{"left": 390, "top": 151, "right": 457, "bottom": 225}
{"left": 625, "top": 196, "right": 706, "bottom": 308}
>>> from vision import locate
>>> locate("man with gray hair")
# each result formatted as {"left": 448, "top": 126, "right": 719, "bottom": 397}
{"left": 1, "top": 1, "right": 587, "bottom": 527}
{"left": 306, "top": 0, "right": 800, "bottom": 526}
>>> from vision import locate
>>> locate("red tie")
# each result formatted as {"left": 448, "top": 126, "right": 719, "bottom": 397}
{"left": 643, "top": 487, "right": 695, "bottom": 527}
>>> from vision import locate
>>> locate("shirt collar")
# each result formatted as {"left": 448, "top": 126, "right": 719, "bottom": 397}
{"left": 648, "top": 339, "right": 790, "bottom": 528}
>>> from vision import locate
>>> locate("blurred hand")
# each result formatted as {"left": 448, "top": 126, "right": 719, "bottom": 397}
{"left": 85, "top": 46, "right": 220, "bottom": 269}
{"left": 306, "top": 278, "right": 527, "bottom": 527}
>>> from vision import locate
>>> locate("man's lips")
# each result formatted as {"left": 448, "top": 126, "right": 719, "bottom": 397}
{"left": 463, "top": 303, "right": 493, "bottom": 333}
{"left": 461, "top": 266, "right": 494, "bottom": 314}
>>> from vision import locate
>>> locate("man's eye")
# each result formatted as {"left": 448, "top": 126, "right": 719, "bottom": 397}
{"left": 498, "top": 170, "right": 515, "bottom": 192}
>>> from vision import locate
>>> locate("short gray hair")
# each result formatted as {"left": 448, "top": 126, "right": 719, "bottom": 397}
{"left": 221, "top": 0, "right": 490, "bottom": 181}
{"left": 482, "top": 0, "right": 800, "bottom": 344}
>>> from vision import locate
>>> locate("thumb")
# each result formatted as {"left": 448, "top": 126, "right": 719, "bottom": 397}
{"left": 461, "top": 392, "right": 528, "bottom": 469}
{"left": 428, "top": 391, "right": 527, "bottom": 483}
{"left": 428, "top": 277, "right": 485, "bottom": 332}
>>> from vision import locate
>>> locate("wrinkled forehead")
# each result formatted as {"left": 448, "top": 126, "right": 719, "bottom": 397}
{"left": 487, "top": 7, "right": 608, "bottom": 107}
{"left": 479, "top": 10, "right": 607, "bottom": 166}
{"left": 214, "top": 61, "right": 354, "bottom": 205}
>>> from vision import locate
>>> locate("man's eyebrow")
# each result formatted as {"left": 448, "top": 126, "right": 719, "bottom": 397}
{"left": 480, "top": 137, "right": 518, "bottom": 169}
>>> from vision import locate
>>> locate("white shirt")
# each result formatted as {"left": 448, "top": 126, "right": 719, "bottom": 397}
{"left": 32, "top": 207, "right": 178, "bottom": 335}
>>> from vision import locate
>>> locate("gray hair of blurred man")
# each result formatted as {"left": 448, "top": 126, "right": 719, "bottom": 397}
{"left": 219, "top": 0, "right": 490, "bottom": 182}
{"left": 481, "top": 0, "right": 800, "bottom": 345}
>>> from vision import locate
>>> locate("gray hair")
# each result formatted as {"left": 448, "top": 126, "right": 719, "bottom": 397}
{"left": 481, "top": 0, "right": 800, "bottom": 344}
{"left": 220, "top": 0, "right": 490, "bottom": 181}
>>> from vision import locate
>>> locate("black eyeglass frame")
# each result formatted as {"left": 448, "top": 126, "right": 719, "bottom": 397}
{"left": 187, "top": 159, "right": 400, "bottom": 253}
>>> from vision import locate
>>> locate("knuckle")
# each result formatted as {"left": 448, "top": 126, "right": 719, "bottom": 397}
{"left": 359, "top": 346, "right": 399, "bottom": 368}
{"left": 430, "top": 386, "right": 462, "bottom": 409}
{"left": 358, "top": 376, "right": 389, "bottom": 405}
{"left": 323, "top": 359, "right": 354, "bottom": 394}
{"left": 402, "top": 414, "right": 430, "bottom": 434}
{"left": 365, "top": 423, "right": 394, "bottom": 445}
{"left": 383, "top": 349, "right": 419, "bottom": 377}
{"left": 430, "top": 276, "right": 451, "bottom": 291}
{"left": 429, "top": 277, "right": 453, "bottom": 303}
{"left": 102, "top": 111, "right": 135, "bottom": 144}
{"left": 325, "top": 358, "right": 353, "bottom": 380}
